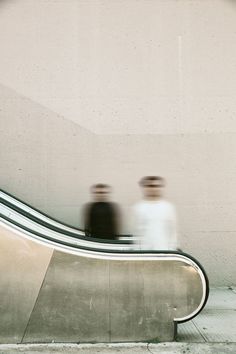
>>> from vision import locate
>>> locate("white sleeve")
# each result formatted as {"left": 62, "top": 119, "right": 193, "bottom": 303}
{"left": 168, "top": 204, "right": 178, "bottom": 250}
{"left": 132, "top": 205, "right": 143, "bottom": 250}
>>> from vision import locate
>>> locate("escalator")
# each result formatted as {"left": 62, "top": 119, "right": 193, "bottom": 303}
{"left": 0, "top": 190, "right": 209, "bottom": 343}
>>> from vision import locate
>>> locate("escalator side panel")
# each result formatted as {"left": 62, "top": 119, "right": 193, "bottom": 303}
{"left": 0, "top": 226, "right": 53, "bottom": 343}
{"left": 23, "top": 251, "right": 110, "bottom": 343}
{"left": 0, "top": 220, "right": 207, "bottom": 343}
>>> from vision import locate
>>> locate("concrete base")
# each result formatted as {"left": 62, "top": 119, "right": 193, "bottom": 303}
{"left": 0, "top": 343, "right": 236, "bottom": 354}
{"left": 1, "top": 288, "right": 235, "bottom": 353}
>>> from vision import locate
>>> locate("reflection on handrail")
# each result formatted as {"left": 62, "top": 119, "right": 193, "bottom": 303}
{"left": 0, "top": 189, "right": 131, "bottom": 245}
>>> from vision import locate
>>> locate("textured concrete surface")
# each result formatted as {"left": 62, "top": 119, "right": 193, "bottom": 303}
{"left": 0, "top": 343, "right": 236, "bottom": 354}
{"left": 177, "top": 288, "right": 236, "bottom": 343}
{"left": 1, "top": 1, "right": 236, "bottom": 135}
{"left": 0, "top": 227, "right": 53, "bottom": 344}
{"left": 1, "top": 0, "right": 236, "bottom": 286}
{"left": 0, "top": 288, "right": 235, "bottom": 353}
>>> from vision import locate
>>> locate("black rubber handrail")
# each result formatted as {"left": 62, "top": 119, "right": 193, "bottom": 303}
{"left": 0, "top": 189, "right": 131, "bottom": 244}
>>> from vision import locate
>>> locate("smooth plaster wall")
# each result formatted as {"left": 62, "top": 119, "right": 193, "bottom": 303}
{"left": 1, "top": 0, "right": 236, "bottom": 286}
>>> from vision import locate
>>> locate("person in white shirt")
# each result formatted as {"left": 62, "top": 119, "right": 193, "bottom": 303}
{"left": 133, "top": 176, "right": 178, "bottom": 251}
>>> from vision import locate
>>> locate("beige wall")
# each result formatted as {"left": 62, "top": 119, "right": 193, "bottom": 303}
{"left": 1, "top": 0, "right": 236, "bottom": 286}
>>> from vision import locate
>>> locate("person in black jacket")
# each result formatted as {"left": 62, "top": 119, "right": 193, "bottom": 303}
{"left": 83, "top": 184, "right": 120, "bottom": 240}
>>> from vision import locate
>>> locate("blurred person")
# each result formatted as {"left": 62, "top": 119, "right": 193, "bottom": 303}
{"left": 83, "top": 183, "right": 120, "bottom": 240}
{"left": 132, "top": 176, "right": 178, "bottom": 250}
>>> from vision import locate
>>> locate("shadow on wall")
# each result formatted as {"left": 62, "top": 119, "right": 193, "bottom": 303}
{"left": 0, "top": 83, "right": 97, "bottom": 216}
{"left": 1, "top": 83, "right": 236, "bottom": 286}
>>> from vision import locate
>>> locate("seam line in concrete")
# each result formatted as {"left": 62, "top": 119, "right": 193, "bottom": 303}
{"left": 147, "top": 343, "right": 154, "bottom": 354}
{"left": 21, "top": 250, "right": 55, "bottom": 343}
{"left": 192, "top": 319, "right": 208, "bottom": 342}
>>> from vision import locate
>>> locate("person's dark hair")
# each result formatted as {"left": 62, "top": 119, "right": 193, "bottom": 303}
{"left": 90, "top": 183, "right": 111, "bottom": 193}
{"left": 139, "top": 176, "right": 165, "bottom": 187}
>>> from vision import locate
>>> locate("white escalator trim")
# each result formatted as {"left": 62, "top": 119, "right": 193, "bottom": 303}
{"left": 0, "top": 191, "right": 84, "bottom": 236}
{"left": 0, "top": 205, "right": 131, "bottom": 251}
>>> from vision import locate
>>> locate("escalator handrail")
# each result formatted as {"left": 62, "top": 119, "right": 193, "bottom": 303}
{"left": 0, "top": 189, "right": 131, "bottom": 244}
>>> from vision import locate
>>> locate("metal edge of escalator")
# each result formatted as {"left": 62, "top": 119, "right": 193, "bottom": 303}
{"left": 0, "top": 189, "right": 85, "bottom": 232}
{"left": 0, "top": 189, "right": 131, "bottom": 244}
{"left": 0, "top": 205, "right": 131, "bottom": 251}
{"left": 0, "top": 212, "right": 209, "bottom": 325}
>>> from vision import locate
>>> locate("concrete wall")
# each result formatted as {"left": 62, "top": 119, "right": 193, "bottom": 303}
{"left": 1, "top": 0, "right": 236, "bottom": 286}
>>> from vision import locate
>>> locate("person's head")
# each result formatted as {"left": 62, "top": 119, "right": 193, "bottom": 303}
{"left": 90, "top": 183, "right": 111, "bottom": 202}
{"left": 139, "top": 176, "right": 165, "bottom": 200}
